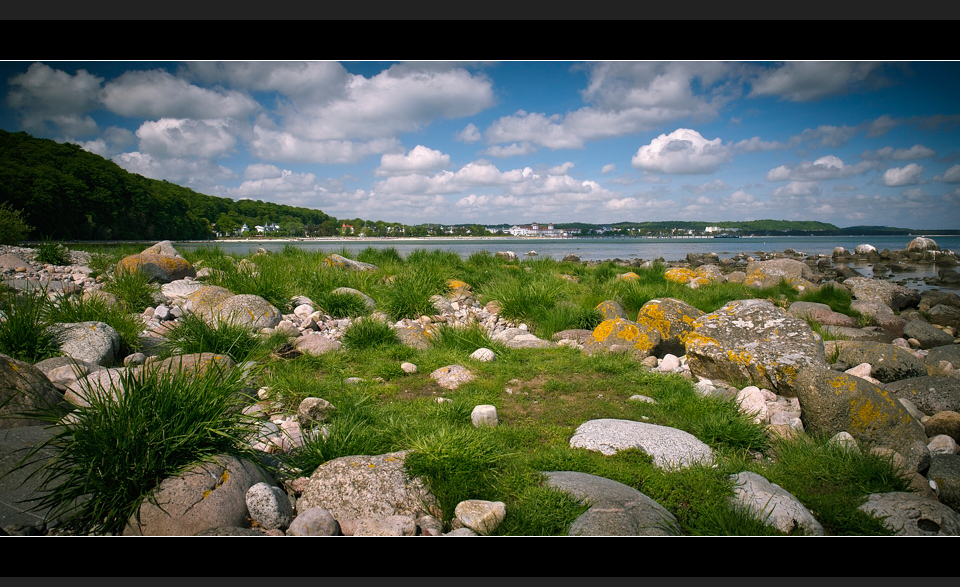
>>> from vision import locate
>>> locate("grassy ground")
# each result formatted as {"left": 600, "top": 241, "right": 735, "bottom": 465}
{"left": 6, "top": 243, "right": 913, "bottom": 535}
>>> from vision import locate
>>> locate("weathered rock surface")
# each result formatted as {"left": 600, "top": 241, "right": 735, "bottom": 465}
{"left": 116, "top": 252, "right": 195, "bottom": 284}
{"left": 635, "top": 298, "right": 704, "bottom": 358}
{"left": 902, "top": 319, "right": 955, "bottom": 349}
{"left": 745, "top": 258, "right": 817, "bottom": 291}
{"left": 583, "top": 318, "right": 661, "bottom": 359}
{"left": 858, "top": 492, "right": 960, "bottom": 536}
{"left": 124, "top": 454, "right": 274, "bottom": 536}
{"left": 295, "top": 451, "right": 441, "bottom": 530}
{"left": 885, "top": 376, "right": 960, "bottom": 415}
{"left": 927, "top": 454, "right": 960, "bottom": 513}
{"left": 50, "top": 321, "right": 121, "bottom": 367}
{"left": 543, "top": 470, "right": 679, "bottom": 536}
{"left": 0, "top": 354, "right": 64, "bottom": 429}
{"left": 684, "top": 299, "right": 827, "bottom": 397}
{"left": 831, "top": 341, "right": 928, "bottom": 383}
{"left": 211, "top": 294, "right": 282, "bottom": 330}
{"left": 794, "top": 368, "right": 930, "bottom": 472}
{"left": 569, "top": 419, "right": 714, "bottom": 470}
{"left": 843, "top": 276, "right": 920, "bottom": 311}
{"left": 322, "top": 254, "right": 378, "bottom": 272}
{"left": 728, "top": 471, "right": 824, "bottom": 535}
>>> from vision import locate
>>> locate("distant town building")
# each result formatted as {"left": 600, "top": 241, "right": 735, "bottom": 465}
{"left": 507, "top": 223, "right": 577, "bottom": 237}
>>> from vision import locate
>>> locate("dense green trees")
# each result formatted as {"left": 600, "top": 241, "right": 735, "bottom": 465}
{"left": 0, "top": 130, "right": 336, "bottom": 241}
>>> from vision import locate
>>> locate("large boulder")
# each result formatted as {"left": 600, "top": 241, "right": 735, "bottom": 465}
{"left": 583, "top": 318, "right": 660, "bottom": 359}
{"left": 927, "top": 304, "right": 960, "bottom": 330}
{"left": 843, "top": 276, "right": 920, "bottom": 311}
{"left": 0, "top": 354, "right": 64, "bottom": 429}
{"left": 116, "top": 252, "right": 196, "bottom": 284}
{"left": 919, "top": 291, "right": 960, "bottom": 312}
{"left": 322, "top": 254, "right": 378, "bottom": 272}
{"left": 180, "top": 285, "right": 235, "bottom": 321}
{"left": 595, "top": 300, "right": 629, "bottom": 321}
{"left": 858, "top": 492, "right": 960, "bottom": 536}
{"left": 927, "top": 344, "right": 960, "bottom": 373}
{"left": 927, "top": 454, "right": 960, "bottom": 513}
{"left": 786, "top": 301, "right": 857, "bottom": 328}
{"left": 569, "top": 419, "right": 714, "bottom": 470}
{"left": 794, "top": 368, "right": 930, "bottom": 471}
{"left": 902, "top": 319, "right": 955, "bottom": 349}
{"left": 684, "top": 299, "right": 827, "bottom": 397}
{"left": 884, "top": 376, "right": 960, "bottom": 415}
{"left": 744, "top": 258, "right": 817, "bottom": 291}
{"left": 295, "top": 451, "right": 441, "bottom": 530}
{"left": 832, "top": 341, "right": 928, "bottom": 384}
{"left": 906, "top": 237, "right": 940, "bottom": 252}
{"left": 211, "top": 294, "right": 282, "bottom": 330}
{"left": 123, "top": 454, "right": 274, "bottom": 536}
{"left": 543, "top": 471, "right": 680, "bottom": 536}
{"left": 728, "top": 471, "right": 824, "bottom": 535}
{"left": 49, "top": 321, "right": 121, "bottom": 367}
{"left": 635, "top": 298, "right": 705, "bottom": 358}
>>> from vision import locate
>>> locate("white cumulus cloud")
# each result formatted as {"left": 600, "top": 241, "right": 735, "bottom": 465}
{"left": 631, "top": 128, "right": 730, "bottom": 174}
{"left": 933, "top": 164, "right": 960, "bottom": 183}
{"left": 100, "top": 68, "right": 260, "bottom": 119}
{"left": 882, "top": 163, "right": 924, "bottom": 187}
{"left": 376, "top": 145, "right": 451, "bottom": 176}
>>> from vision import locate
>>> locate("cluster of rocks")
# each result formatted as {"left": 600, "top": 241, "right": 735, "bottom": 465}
{"left": 2, "top": 238, "right": 960, "bottom": 536}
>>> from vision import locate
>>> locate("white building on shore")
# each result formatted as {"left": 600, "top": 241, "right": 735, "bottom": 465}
{"left": 507, "top": 223, "right": 578, "bottom": 237}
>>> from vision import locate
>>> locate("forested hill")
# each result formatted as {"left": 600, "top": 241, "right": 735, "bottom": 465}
{"left": 0, "top": 130, "right": 336, "bottom": 241}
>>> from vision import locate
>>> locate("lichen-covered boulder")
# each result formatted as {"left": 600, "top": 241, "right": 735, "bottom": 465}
{"left": 664, "top": 267, "right": 698, "bottom": 285}
{"left": 430, "top": 365, "right": 475, "bottom": 389}
{"left": 116, "top": 253, "right": 196, "bottom": 284}
{"left": 394, "top": 321, "right": 433, "bottom": 350}
{"left": 843, "top": 276, "right": 920, "bottom": 311}
{"left": 744, "top": 258, "right": 817, "bottom": 291}
{"left": 595, "top": 300, "right": 628, "bottom": 321}
{"left": 684, "top": 299, "right": 827, "bottom": 397}
{"left": 211, "top": 294, "right": 282, "bottom": 330}
{"left": 322, "top": 254, "right": 378, "bottom": 272}
{"left": 832, "top": 341, "right": 928, "bottom": 384}
{"left": 0, "top": 354, "right": 64, "bottom": 429}
{"left": 295, "top": 450, "right": 441, "bottom": 530}
{"left": 583, "top": 318, "right": 661, "bottom": 359}
{"left": 123, "top": 454, "right": 274, "bottom": 536}
{"left": 884, "top": 376, "right": 960, "bottom": 415}
{"left": 858, "top": 492, "right": 960, "bottom": 536}
{"left": 181, "top": 285, "right": 235, "bottom": 321}
{"left": 794, "top": 368, "right": 930, "bottom": 470}
{"left": 635, "top": 298, "right": 704, "bottom": 358}
{"left": 50, "top": 321, "right": 121, "bottom": 367}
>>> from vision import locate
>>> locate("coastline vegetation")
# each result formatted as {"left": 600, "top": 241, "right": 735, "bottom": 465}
{"left": 3, "top": 242, "right": 912, "bottom": 536}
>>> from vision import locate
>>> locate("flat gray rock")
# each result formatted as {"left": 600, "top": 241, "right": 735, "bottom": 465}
{"left": 569, "top": 418, "right": 713, "bottom": 470}
{"left": 858, "top": 491, "right": 960, "bottom": 535}
{"left": 729, "top": 471, "right": 824, "bottom": 535}
{"left": 543, "top": 471, "right": 679, "bottom": 536}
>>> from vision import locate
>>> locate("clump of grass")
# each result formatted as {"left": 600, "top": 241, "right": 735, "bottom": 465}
{"left": 532, "top": 302, "right": 604, "bottom": 339}
{"left": 34, "top": 238, "right": 72, "bottom": 266}
{"left": 403, "top": 424, "right": 511, "bottom": 526}
{"left": 281, "top": 388, "right": 399, "bottom": 476}
{"left": 313, "top": 290, "right": 370, "bottom": 319}
{"left": 12, "top": 363, "right": 260, "bottom": 535}
{"left": 753, "top": 434, "right": 912, "bottom": 535}
{"left": 44, "top": 292, "right": 145, "bottom": 355}
{"left": 0, "top": 287, "right": 61, "bottom": 363}
{"left": 161, "top": 312, "right": 271, "bottom": 364}
{"left": 340, "top": 317, "right": 401, "bottom": 350}
{"left": 102, "top": 268, "right": 162, "bottom": 313}
{"left": 377, "top": 265, "right": 447, "bottom": 321}
{"left": 429, "top": 323, "right": 507, "bottom": 357}
{"left": 479, "top": 272, "right": 566, "bottom": 326}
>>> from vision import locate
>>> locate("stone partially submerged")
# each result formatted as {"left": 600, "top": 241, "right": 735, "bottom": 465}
{"left": 684, "top": 299, "right": 827, "bottom": 397}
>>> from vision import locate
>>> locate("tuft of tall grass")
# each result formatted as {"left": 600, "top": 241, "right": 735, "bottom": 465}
{"left": 340, "top": 317, "right": 401, "bottom": 350}
{"left": 35, "top": 238, "right": 72, "bottom": 266}
{"left": 0, "top": 287, "right": 61, "bottom": 363}
{"left": 160, "top": 311, "right": 276, "bottom": 364}
{"left": 403, "top": 424, "right": 511, "bottom": 525}
{"left": 11, "top": 363, "right": 261, "bottom": 535}
{"left": 102, "top": 267, "right": 162, "bottom": 313}
{"left": 429, "top": 323, "right": 508, "bottom": 357}
{"left": 376, "top": 265, "right": 447, "bottom": 321}
{"left": 312, "top": 290, "right": 370, "bottom": 319}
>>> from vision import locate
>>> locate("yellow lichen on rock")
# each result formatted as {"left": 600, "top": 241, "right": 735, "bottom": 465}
{"left": 665, "top": 267, "right": 698, "bottom": 284}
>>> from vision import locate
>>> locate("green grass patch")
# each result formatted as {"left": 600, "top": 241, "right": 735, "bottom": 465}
{"left": 11, "top": 363, "right": 261, "bottom": 535}
{"left": 0, "top": 287, "right": 62, "bottom": 363}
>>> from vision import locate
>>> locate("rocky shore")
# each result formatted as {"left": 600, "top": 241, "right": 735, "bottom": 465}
{"left": 1, "top": 237, "right": 960, "bottom": 536}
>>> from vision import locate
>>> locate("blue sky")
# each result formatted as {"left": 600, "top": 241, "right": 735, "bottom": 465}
{"left": 2, "top": 60, "right": 959, "bottom": 229}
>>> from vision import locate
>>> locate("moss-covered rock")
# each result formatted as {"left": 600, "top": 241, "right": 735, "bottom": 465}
{"left": 116, "top": 253, "right": 196, "bottom": 284}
